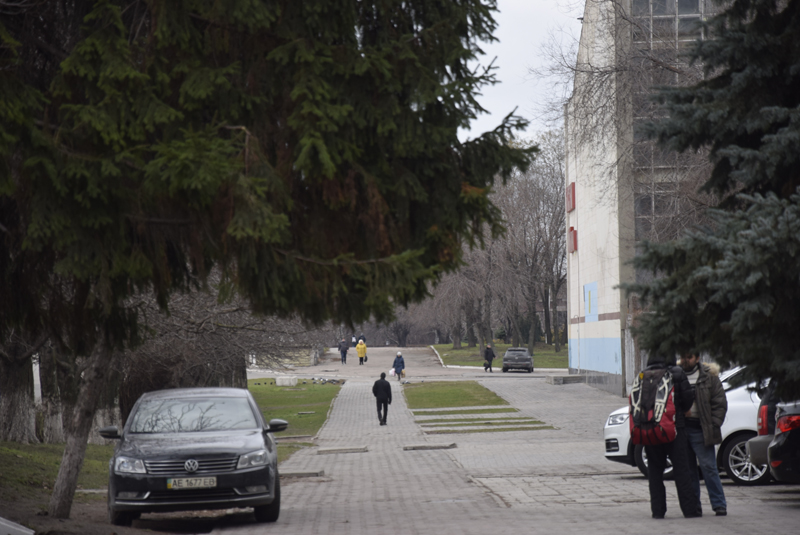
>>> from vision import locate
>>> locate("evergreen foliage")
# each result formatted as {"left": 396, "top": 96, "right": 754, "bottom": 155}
{"left": 1, "top": 0, "right": 533, "bottom": 348}
{"left": 0, "top": 0, "right": 533, "bottom": 518}
{"left": 629, "top": 0, "right": 800, "bottom": 398}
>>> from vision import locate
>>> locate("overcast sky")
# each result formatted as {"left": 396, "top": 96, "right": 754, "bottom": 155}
{"left": 460, "top": 0, "right": 584, "bottom": 141}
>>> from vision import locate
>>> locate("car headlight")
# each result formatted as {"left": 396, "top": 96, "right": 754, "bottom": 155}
{"left": 238, "top": 449, "right": 269, "bottom": 469}
{"left": 114, "top": 456, "right": 146, "bottom": 474}
{"left": 607, "top": 413, "right": 628, "bottom": 426}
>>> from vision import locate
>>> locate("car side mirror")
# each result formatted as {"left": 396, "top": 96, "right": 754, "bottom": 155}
{"left": 267, "top": 419, "right": 289, "bottom": 433}
{"left": 99, "top": 426, "right": 121, "bottom": 439}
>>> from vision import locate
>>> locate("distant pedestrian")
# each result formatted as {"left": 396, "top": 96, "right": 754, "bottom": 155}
{"left": 484, "top": 344, "right": 496, "bottom": 373}
{"left": 351, "top": 335, "right": 357, "bottom": 347}
{"left": 373, "top": 372, "right": 392, "bottom": 425}
{"left": 356, "top": 339, "right": 367, "bottom": 365}
{"left": 337, "top": 338, "right": 349, "bottom": 364}
{"left": 681, "top": 352, "right": 728, "bottom": 516}
{"left": 358, "top": 332, "right": 366, "bottom": 344}
{"left": 392, "top": 351, "right": 405, "bottom": 381}
{"left": 641, "top": 353, "right": 701, "bottom": 519}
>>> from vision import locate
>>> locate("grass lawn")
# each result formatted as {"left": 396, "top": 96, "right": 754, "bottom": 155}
{"left": 433, "top": 342, "right": 568, "bottom": 369}
{"left": 411, "top": 407, "right": 519, "bottom": 416}
{"left": 425, "top": 426, "right": 555, "bottom": 435}
{"left": 419, "top": 419, "right": 544, "bottom": 428}
{"left": 247, "top": 379, "right": 341, "bottom": 462}
{"left": 0, "top": 441, "right": 114, "bottom": 504}
{"left": 403, "top": 380, "right": 509, "bottom": 409}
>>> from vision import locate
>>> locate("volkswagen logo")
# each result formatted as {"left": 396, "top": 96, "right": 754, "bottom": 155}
{"left": 184, "top": 459, "right": 199, "bottom": 473}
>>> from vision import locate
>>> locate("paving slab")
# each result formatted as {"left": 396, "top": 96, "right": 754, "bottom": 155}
{"left": 211, "top": 346, "right": 800, "bottom": 535}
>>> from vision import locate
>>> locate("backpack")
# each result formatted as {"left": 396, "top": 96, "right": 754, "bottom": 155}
{"left": 629, "top": 368, "right": 677, "bottom": 446}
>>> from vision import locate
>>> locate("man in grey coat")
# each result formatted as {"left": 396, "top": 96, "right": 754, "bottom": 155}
{"left": 681, "top": 353, "right": 728, "bottom": 516}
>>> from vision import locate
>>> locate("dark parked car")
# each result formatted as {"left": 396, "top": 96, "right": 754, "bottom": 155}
{"left": 746, "top": 379, "right": 778, "bottom": 468}
{"left": 502, "top": 347, "right": 533, "bottom": 373}
{"left": 768, "top": 401, "right": 800, "bottom": 483}
{"left": 102, "top": 387, "right": 287, "bottom": 526}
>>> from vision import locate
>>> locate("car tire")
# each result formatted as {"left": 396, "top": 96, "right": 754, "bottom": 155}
{"left": 634, "top": 445, "right": 674, "bottom": 480}
{"left": 722, "top": 433, "right": 771, "bottom": 486}
{"left": 109, "top": 507, "right": 136, "bottom": 527}
{"left": 254, "top": 475, "right": 281, "bottom": 523}
{"left": 502, "top": 367, "right": 508, "bottom": 373}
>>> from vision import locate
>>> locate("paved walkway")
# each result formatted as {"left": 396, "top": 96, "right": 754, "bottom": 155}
{"left": 213, "top": 346, "right": 800, "bottom": 534}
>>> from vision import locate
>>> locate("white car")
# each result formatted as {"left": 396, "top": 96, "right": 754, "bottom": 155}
{"left": 603, "top": 367, "right": 771, "bottom": 485}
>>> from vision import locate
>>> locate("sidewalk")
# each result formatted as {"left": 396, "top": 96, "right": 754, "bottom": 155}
{"left": 214, "top": 346, "right": 800, "bottom": 534}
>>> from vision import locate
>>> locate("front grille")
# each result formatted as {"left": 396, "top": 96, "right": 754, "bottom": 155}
{"left": 605, "top": 439, "right": 619, "bottom": 453}
{"left": 146, "top": 488, "right": 237, "bottom": 502}
{"left": 145, "top": 457, "right": 238, "bottom": 475}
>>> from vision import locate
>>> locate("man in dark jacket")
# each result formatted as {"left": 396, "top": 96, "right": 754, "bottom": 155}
{"left": 337, "top": 338, "right": 349, "bottom": 364}
{"left": 372, "top": 372, "right": 392, "bottom": 425}
{"left": 681, "top": 353, "right": 728, "bottom": 516}
{"left": 643, "top": 354, "right": 701, "bottom": 519}
{"left": 484, "top": 344, "right": 496, "bottom": 373}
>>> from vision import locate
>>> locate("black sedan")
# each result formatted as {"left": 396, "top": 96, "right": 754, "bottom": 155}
{"left": 101, "top": 387, "right": 287, "bottom": 526}
{"left": 768, "top": 401, "right": 800, "bottom": 483}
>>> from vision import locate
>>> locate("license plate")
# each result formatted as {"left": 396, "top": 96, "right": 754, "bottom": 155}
{"left": 167, "top": 477, "right": 217, "bottom": 490}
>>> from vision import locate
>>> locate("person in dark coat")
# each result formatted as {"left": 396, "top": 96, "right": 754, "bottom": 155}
{"left": 372, "top": 372, "right": 392, "bottom": 425}
{"left": 681, "top": 353, "right": 728, "bottom": 516}
{"left": 484, "top": 344, "right": 496, "bottom": 373}
{"left": 643, "top": 353, "right": 702, "bottom": 519}
{"left": 392, "top": 352, "right": 405, "bottom": 381}
{"left": 337, "top": 338, "right": 349, "bottom": 364}
{"left": 358, "top": 333, "right": 366, "bottom": 344}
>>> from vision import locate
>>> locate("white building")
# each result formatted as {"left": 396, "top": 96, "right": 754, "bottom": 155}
{"left": 565, "top": 0, "right": 712, "bottom": 396}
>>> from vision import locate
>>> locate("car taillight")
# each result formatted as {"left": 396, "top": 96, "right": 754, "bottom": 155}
{"left": 776, "top": 415, "right": 800, "bottom": 434}
{"left": 757, "top": 405, "right": 769, "bottom": 435}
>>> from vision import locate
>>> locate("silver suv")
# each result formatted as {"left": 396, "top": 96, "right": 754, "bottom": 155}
{"left": 502, "top": 347, "right": 533, "bottom": 373}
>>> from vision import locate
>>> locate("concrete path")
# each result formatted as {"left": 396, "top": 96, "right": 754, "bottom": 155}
{"left": 213, "top": 346, "right": 800, "bottom": 534}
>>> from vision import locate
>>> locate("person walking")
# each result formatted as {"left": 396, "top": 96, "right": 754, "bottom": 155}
{"left": 681, "top": 352, "right": 728, "bottom": 516}
{"left": 392, "top": 351, "right": 405, "bottom": 381}
{"left": 372, "top": 372, "right": 392, "bottom": 425}
{"left": 642, "top": 353, "right": 701, "bottom": 519}
{"left": 351, "top": 334, "right": 357, "bottom": 348}
{"left": 337, "top": 338, "right": 349, "bottom": 364}
{"left": 484, "top": 343, "right": 496, "bottom": 373}
{"left": 356, "top": 339, "right": 367, "bottom": 365}
{"left": 358, "top": 332, "right": 366, "bottom": 344}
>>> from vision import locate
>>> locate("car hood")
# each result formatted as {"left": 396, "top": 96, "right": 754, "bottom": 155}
{"left": 117, "top": 429, "right": 265, "bottom": 458}
{"left": 609, "top": 405, "right": 628, "bottom": 417}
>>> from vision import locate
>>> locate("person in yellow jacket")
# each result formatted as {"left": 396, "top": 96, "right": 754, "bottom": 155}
{"left": 356, "top": 340, "right": 367, "bottom": 365}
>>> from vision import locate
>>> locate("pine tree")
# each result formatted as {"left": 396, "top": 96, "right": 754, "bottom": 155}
{"left": 0, "top": 0, "right": 533, "bottom": 517}
{"left": 626, "top": 0, "right": 800, "bottom": 398}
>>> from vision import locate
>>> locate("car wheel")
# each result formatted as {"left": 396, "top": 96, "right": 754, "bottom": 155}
{"left": 254, "top": 475, "right": 281, "bottom": 523}
{"left": 109, "top": 507, "right": 136, "bottom": 527}
{"left": 723, "top": 434, "right": 771, "bottom": 486}
{"left": 502, "top": 367, "right": 508, "bottom": 373}
{"left": 634, "top": 445, "right": 674, "bottom": 480}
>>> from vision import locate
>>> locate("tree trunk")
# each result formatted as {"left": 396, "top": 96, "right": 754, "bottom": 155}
{"left": 465, "top": 301, "right": 477, "bottom": 348}
{"left": 39, "top": 347, "right": 64, "bottom": 443}
{"left": 451, "top": 308, "right": 462, "bottom": 349}
{"left": 511, "top": 312, "right": 522, "bottom": 348}
{"left": 527, "top": 289, "right": 538, "bottom": 350}
{"left": 552, "top": 284, "right": 561, "bottom": 353}
{"left": 483, "top": 289, "right": 493, "bottom": 344}
{"left": 49, "top": 343, "right": 115, "bottom": 519}
{"left": 0, "top": 354, "right": 38, "bottom": 443}
{"left": 541, "top": 286, "right": 552, "bottom": 345}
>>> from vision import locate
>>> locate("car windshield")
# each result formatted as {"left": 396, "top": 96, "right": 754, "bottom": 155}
{"left": 129, "top": 397, "right": 259, "bottom": 433}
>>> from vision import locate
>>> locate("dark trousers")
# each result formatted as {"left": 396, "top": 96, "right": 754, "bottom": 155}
{"left": 340, "top": 351, "right": 347, "bottom": 364}
{"left": 484, "top": 360, "right": 493, "bottom": 372}
{"left": 645, "top": 428, "right": 701, "bottom": 518}
{"left": 359, "top": 357, "right": 364, "bottom": 365}
{"left": 376, "top": 399, "right": 388, "bottom": 423}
